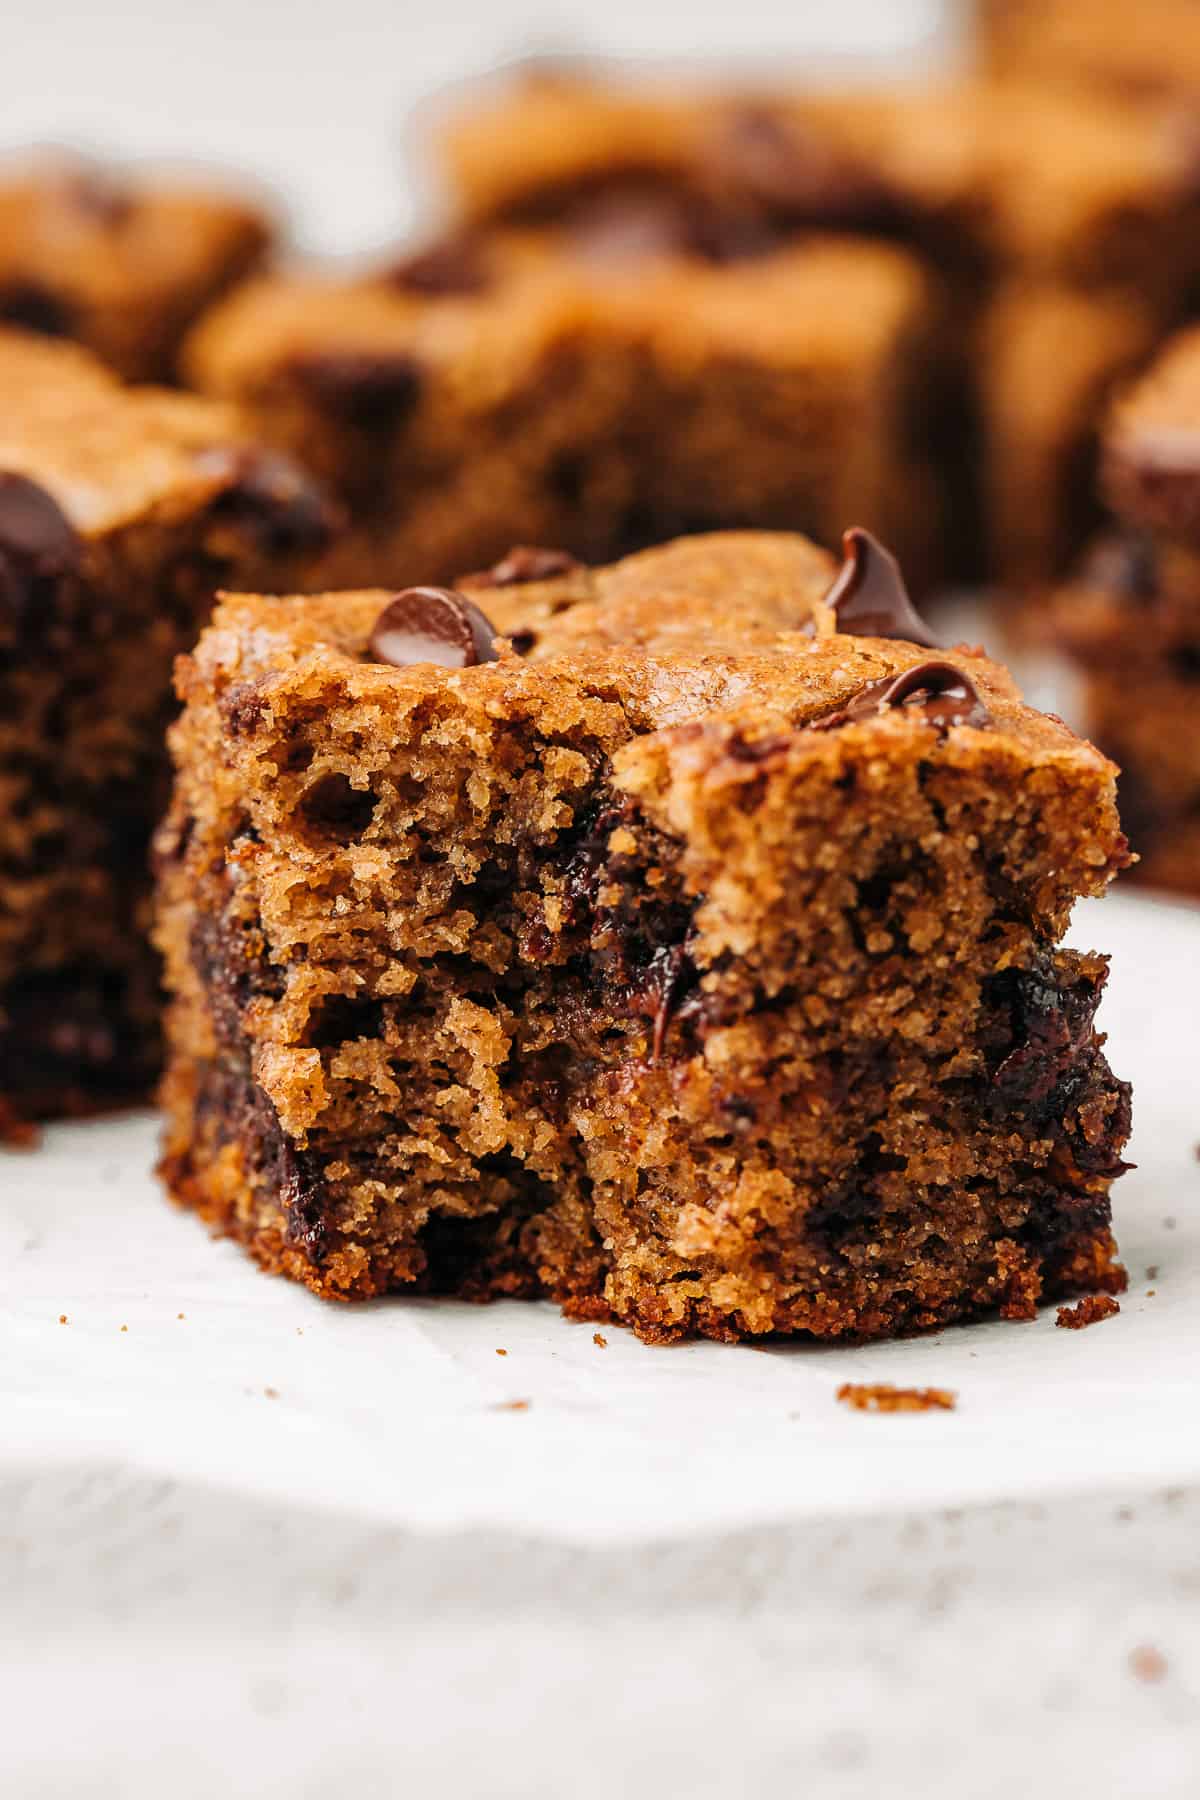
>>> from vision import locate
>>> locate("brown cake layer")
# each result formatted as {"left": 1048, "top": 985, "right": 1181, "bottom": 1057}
{"left": 0, "top": 328, "right": 341, "bottom": 1127}
{"left": 155, "top": 530, "right": 1131, "bottom": 1343}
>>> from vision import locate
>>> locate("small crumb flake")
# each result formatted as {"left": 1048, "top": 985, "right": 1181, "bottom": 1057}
{"left": 1145, "top": 1265, "right": 1160, "bottom": 1281}
{"left": 58, "top": 1314, "right": 67, "bottom": 1325}
{"left": 495, "top": 1347, "right": 507, "bottom": 1356}
{"left": 177, "top": 1312, "right": 186, "bottom": 1321}
{"left": 837, "top": 1382, "right": 956, "bottom": 1414}
{"left": 593, "top": 1332, "right": 608, "bottom": 1348}
{"left": 1129, "top": 1645, "right": 1168, "bottom": 1684}
{"left": 263, "top": 1386, "right": 279, "bottom": 1400}
{"left": 1056, "top": 1294, "right": 1120, "bottom": 1330}
{"left": 493, "top": 1399, "right": 530, "bottom": 1412}
{"left": 119, "top": 1324, "right": 128, "bottom": 1333}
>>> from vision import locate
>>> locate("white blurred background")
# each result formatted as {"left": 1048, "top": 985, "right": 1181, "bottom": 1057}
{"left": 1, "top": 0, "right": 965, "bottom": 251}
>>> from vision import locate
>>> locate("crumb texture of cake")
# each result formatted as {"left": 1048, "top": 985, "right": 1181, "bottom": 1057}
{"left": 982, "top": 0, "right": 1200, "bottom": 105}
{"left": 0, "top": 154, "right": 272, "bottom": 381}
{"left": 155, "top": 528, "right": 1132, "bottom": 1344}
{"left": 1056, "top": 1293, "right": 1121, "bottom": 1329}
{"left": 0, "top": 327, "right": 341, "bottom": 1129}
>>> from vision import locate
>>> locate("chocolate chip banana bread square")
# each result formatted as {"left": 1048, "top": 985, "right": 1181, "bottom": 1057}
{"left": 442, "top": 70, "right": 1200, "bottom": 296}
{"left": 978, "top": 283, "right": 1158, "bottom": 589}
{"left": 1052, "top": 327, "right": 1200, "bottom": 892}
{"left": 181, "top": 229, "right": 946, "bottom": 596}
{"left": 155, "top": 528, "right": 1130, "bottom": 1342}
{"left": 0, "top": 154, "right": 272, "bottom": 381}
{"left": 436, "top": 67, "right": 1200, "bottom": 589}
{"left": 0, "top": 327, "right": 340, "bottom": 1132}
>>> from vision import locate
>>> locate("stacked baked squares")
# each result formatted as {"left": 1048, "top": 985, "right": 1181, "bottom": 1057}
{"left": 0, "top": 328, "right": 340, "bottom": 1129}
{"left": 432, "top": 67, "right": 1200, "bottom": 590}
{"left": 153, "top": 530, "right": 1131, "bottom": 1340}
{"left": 1052, "top": 329, "right": 1200, "bottom": 893}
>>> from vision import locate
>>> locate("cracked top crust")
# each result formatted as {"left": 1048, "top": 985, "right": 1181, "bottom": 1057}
{"left": 192, "top": 529, "right": 1121, "bottom": 774}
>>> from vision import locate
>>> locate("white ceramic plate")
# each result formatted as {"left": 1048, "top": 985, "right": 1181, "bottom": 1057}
{"left": 4, "top": 886, "right": 1197, "bottom": 1548}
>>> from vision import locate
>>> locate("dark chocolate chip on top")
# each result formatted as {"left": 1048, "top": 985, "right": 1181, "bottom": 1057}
{"left": 0, "top": 470, "right": 81, "bottom": 630}
{"left": 193, "top": 445, "right": 343, "bottom": 558}
{"left": 290, "top": 350, "right": 423, "bottom": 430}
{"left": 471, "top": 545, "right": 583, "bottom": 587}
{"left": 388, "top": 235, "right": 492, "bottom": 298}
{"left": 64, "top": 164, "right": 136, "bottom": 228}
{"left": 368, "top": 586, "right": 501, "bottom": 670}
{"left": 822, "top": 527, "right": 941, "bottom": 647}
{"left": 708, "top": 106, "right": 893, "bottom": 224}
{"left": 812, "top": 659, "right": 992, "bottom": 732}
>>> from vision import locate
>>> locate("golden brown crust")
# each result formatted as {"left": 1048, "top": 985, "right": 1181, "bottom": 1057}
{"left": 0, "top": 155, "right": 271, "bottom": 380}
{"left": 981, "top": 0, "right": 1200, "bottom": 105}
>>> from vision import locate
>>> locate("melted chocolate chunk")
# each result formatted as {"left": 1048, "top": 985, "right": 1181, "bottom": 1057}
{"left": 822, "top": 527, "right": 940, "bottom": 646}
{"left": 0, "top": 471, "right": 82, "bottom": 634}
{"left": 388, "top": 235, "right": 492, "bottom": 297}
{"left": 471, "top": 545, "right": 582, "bottom": 587}
{"left": 368, "top": 586, "right": 500, "bottom": 669}
{"left": 291, "top": 350, "right": 422, "bottom": 430}
{"left": 709, "top": 106, "right": 893, "bottom": 224}
{"left": 193, "top": 445, "right": 342, "bottom": 558}
{"left": 813, "top": 659, "right": 992, "bottom": 732}
{"left": 0, "top": 282, "right": 73, "bottom": 339}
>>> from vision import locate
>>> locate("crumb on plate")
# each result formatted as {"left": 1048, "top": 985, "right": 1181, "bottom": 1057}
{"left": 836, "top": 1381, "right": 956, "bottom": 1413}
{"left": 1129, "top": 1645, "right": 1168, "bottom": 1684}
{"left": 1056, "top": 1293, "right": 1120, "bottom": 1329}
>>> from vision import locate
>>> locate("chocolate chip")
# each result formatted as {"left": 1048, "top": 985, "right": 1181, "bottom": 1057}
{"left": 388, "top": 235, "right": 492, "bottom": 297}
{"left": 1077, "top": 532, "right": 1159, "bottom": 602}
{"left": 812, "top": 660, "right": 992, "bottom": 732}
{"left": 568, "top": 190, "right": 695, "bottom": 265}
{"left": 367, "top": 586, "right": 500, "bottom": 669}
{"left": 65, "top": 166, "right": 135, "bottom": 228}
{"left": 291, "top": 351, "right": 422, "bottom": 431}
{"left": 471, "top": 545, "right": 582, "bottom": 587}
{"left": 568, "top": 186, "right": 777, "bottom": 268}
{"left": 822, "top": 527, "right": 940, "bottom": 646}
{"left": 0, "top": 283, "right": 73, "bottom": 339}
{"left": 709, "top": 106, "right": 893, "bottom": 224}
{"left": 0, "top": 471, "right": 81, "bottom": 634}
{"left": 193, "top": 445, "right": 342, "bottom": 558}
